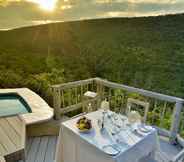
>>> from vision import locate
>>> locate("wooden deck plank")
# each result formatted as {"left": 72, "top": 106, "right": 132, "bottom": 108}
{"left": 6, "top": 116, "right": 23, "bottom": 136}
{"left": 0, "top": 144, "right": 6, "bottom": 157}
{"left": 159, "top": 136, "right": 182, "bottom": 160}
{"left": 0, "top": 118, "right": 21, "bottom": 149}
{"left": 35, "top": 137, "right": 49, "bottom": 162}
{"left": 44, "top": 136, "right": 57, "bottom": 162}
{"left": 19, "top": 136, "right": 57, "bottom": 162}
{"left": 26, "top": 138, "right": 33, "bottom": 157}
{"left": 0, "top": 116, "right": 25, "bottom": 162}
{"left": 26, "top": 137, "right": 41, "bottom": 162}
{"left": 55, "top": 136, "right": 58, "bottom": 156}
{"left": 0, "top": 126, "right": 16, "bottom": 155}
{"left": 0, "top": 156, "right": 5, "bottom": 162}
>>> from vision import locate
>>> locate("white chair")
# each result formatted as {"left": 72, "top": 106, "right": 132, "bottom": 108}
{"left": 82, "top": 91, "right": 98, "bottom": 112}
{"left": 100, "top": 99, "right": 110, "bottom": 110}
{"left": 126, "top": 99, "right": 184, "bottom": 162}
{"left": 126, "top": 98, "right": 149, "bottom": 123}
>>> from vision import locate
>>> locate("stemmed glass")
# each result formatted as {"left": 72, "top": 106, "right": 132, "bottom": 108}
{"left": 126, "top": 110, "right": 143, "bottom": 140}
{"left": 106, "top": 112, "right": 125, "bottom": 144}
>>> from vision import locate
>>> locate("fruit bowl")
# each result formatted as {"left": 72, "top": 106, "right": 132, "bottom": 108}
{"left": 76, "top": 116, "right": 92, "bottom": 133}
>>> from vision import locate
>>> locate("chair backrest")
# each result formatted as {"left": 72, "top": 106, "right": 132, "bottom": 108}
{"left": 82, "top": 91, "right": 98, "bottom": 112}
{"left": 126, "top": 98, "right": 149, "bottom": 123}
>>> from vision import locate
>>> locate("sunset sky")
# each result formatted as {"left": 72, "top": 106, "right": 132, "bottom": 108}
{"left": 0, "top": 0, "right": 184, "bottom": 30}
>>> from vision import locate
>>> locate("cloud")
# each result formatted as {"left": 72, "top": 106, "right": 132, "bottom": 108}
{"left": 94, "top": 0, "right": 175, "bottom": 5}
{"left": 0, "top": 0, "right": 184, "bottom": 29}
{"left": 0, "top": 0, "right": 21, "bottom": 6}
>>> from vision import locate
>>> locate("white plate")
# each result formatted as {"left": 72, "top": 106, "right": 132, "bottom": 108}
{"left": 134, "top": 129, "right": 145, "bottom": 137}
{"left": 102, "top": 145, "right": 120, "bottom": 156}
{"left": 138, "top": 125, "right": 152, "bottom": 133}
{"left": 77, "top": 127, "right": 93, "bottom": 133}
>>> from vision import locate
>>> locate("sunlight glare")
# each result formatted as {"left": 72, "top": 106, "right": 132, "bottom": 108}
{"left": 37, "top": 0, "right": 57, "bottom": 11}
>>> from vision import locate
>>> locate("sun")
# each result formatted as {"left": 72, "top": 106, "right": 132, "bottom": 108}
{"left": 37, "top": 0, "right": 57, "bottom": 11}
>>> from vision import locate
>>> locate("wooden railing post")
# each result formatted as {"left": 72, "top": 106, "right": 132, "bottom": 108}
{"left": 170, "top": 101, "right": 183, "bottom": 143}
{"left": 96, "top": 80, "right": 103, "bottom": 108}
{"left": 53, "top": 88, "right": 61, "bottom": 120}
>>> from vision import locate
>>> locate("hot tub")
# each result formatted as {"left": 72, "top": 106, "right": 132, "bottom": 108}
{"left": 0, "top": 93, "right": 32, "bottom": 117}
{"left": 0, "top": 88, "right": 53, "bottom": 125}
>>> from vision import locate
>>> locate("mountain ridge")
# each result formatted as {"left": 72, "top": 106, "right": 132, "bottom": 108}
{"left": 1, "top": 12, "right": 184, "bottom": 32}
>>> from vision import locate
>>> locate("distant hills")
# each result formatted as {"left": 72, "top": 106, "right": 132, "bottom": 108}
{"left": 0, "top": 13, "right": 184, "bottom": 99}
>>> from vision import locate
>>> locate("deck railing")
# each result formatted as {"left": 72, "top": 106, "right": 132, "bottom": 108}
{"left": 51, "top": 78, "right": 184, "bottom": 144}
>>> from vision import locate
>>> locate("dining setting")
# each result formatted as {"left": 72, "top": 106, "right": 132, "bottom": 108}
{"left": 55, "top": 98, "right": 160, "bottom": 162}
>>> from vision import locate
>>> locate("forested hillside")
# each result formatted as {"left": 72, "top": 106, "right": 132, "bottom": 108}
{"left": 0, "top": 13, "right": 184, "bottom": 103}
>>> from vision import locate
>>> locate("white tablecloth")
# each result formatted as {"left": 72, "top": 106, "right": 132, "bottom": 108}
{"left": 55, "top": 111, "right": 159, "bottom": 162}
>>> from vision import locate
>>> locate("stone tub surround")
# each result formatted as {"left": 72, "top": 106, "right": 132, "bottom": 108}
{"left": 0, "top": 88, "right": 53, "bottom": 125}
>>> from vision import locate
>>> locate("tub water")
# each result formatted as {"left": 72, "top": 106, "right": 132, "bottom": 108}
{"left": 0, "top": 93, "right": 31, "bottom": 117}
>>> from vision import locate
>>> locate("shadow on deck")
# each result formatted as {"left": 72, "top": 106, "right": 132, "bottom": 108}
{"left": 20, "top": 136, "right": 182, "bottom": 162}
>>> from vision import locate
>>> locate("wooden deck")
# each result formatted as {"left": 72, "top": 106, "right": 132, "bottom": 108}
{"left": 21, "top": 136, "right": 182, "bottom": 162}
{"left": 158, "top": 136, "right": 182, "bottom": 161}
{"left": 0, "top": 116, "right": 25, "bottom": 161}
{"left": 23, "top": 136, "right": 57, "bottom": 162}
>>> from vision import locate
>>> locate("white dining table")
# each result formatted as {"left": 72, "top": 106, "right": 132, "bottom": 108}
{"left": 55, "top": 110, "right": 159, "bottom": 162}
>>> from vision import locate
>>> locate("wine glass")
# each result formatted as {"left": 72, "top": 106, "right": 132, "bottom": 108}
{"left": 100, "top": 99, "right": 110, "bottom": 112}
{"left": 127, "top": 111, "right": 141, "bottom": 131}
{"left": 87, "top": 103, "right": 93, "bottom": 112}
